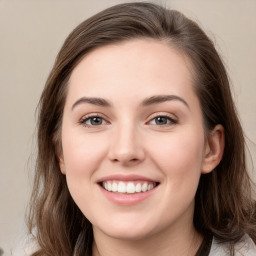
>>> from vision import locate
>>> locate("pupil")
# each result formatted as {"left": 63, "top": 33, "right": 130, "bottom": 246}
{"left": 156, "top": 117, "right": 167, "bottom": 125}
{"left": 92, "top": 117, "right": 102, "bottom": 125}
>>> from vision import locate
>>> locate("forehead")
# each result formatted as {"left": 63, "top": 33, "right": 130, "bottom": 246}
{"left": 67, "top": 39, "right": 197, "bottom": 105}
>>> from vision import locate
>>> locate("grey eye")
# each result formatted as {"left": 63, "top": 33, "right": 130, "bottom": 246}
{"left": 85, "top": 117, "right": 106, "bottom": 126}
{"left": 149, "top": 116, "right": 176, "bottom": 125}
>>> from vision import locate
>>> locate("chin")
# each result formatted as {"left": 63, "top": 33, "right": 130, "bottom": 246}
{"left": 105, "top": 228, "right": 153, "bottom": 241}
{"left": 94, "top": 219, "right": 156, "bottom": 241}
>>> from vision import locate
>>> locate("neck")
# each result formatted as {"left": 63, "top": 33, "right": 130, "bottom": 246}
{"left": 92, "top": 221, "right": 202, "bottom": 256}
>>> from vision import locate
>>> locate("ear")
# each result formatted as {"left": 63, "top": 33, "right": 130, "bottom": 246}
{"left": 53, "top": 133, "right": 66, "bottom": 175}
{"left": 201, "top": 124, "right": 225, "bottom": 174}
{"left": 58, "top": 155, "right": 66, "bottom": 175}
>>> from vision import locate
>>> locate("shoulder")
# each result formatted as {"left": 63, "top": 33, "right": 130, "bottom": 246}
{"left": 209, "top": 234, "right": 256, "bottom": 256}
{"left": 10, "top": 235, "right": 38, "bottom": 256}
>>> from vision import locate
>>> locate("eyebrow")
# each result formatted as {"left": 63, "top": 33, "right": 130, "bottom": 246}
{"left": 141, "top": 95, "right": 190, "bottom": 109}
{"left": 72, "top": 97, "right": 111, "bottom": 110}
{"left": 71, "top": 94, "right": 189, "bottom": 110}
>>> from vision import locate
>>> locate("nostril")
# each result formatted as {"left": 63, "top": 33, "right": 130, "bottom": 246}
{"left": 111, "top": 157, "right": 140, "bottom": 163}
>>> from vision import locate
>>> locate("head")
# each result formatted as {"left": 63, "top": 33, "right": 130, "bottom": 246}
{"left": 29, "top": 2, "right": 255, "bottom": 255}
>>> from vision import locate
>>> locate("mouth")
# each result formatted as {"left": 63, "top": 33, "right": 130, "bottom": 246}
{"left": 97, "top": 175, "right": 160, "bottom": 205}
{"left": 98, "top": 180, "right": 160, "bottom": 194}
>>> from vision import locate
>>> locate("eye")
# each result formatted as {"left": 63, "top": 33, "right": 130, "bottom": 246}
{"left": 149, "top": 115, "right": 177, "bottom": 126}
{"left": 80, "top": 115, "right": 107, "bottom": 127}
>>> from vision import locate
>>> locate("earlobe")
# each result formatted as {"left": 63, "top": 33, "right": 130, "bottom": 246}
{"left": 54, "top": 137, "right": 66, "bottom": 175}
{"left": 58, "top": 155, "right": 66, "bottom": 175}
{"left": 53, "top": 133, "right": 66, "bottom": 174}
{"left": 201, "top": 124, "right": 225, "bottom": 174}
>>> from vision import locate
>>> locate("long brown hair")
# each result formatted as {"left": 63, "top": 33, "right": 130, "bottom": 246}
{"left": 28, "top": 2, "right": 256, "bottom": 255}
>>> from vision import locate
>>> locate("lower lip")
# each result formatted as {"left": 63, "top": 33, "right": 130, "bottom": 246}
{"left": 98, "top": 185, "right": 158, "bottom": 205}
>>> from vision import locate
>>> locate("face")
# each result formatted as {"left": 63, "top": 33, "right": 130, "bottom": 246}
{"left": 59, "top": 39, "right": 210, "bottom": 241}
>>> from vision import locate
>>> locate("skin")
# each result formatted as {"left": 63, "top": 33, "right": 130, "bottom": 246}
{"left": 59, "top": 39, "right": 224, "bottom": 256}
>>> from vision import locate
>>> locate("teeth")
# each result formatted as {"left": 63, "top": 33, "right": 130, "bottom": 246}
{"left": 112, "top": 182, "right": 118, "bottom": 192}
{"left": 107, "top": 181, "right": 112, "bottom": 191}
{"left": 127, "top": 182, "right": 135, "bottom": 193}
{"left": 102, "top": 181, "right": 156, "bottom": 193}
{"left": 142, "top": 183, "right": 148, "bottom": 192}
{"left": 117, "top": 182, "right": 126, "bottom": 193}
{"left": 148, "top": 184, "right": 154, "bottom": 190}
{"left": 135, "top": 183, "right": 142, "bottom": 192}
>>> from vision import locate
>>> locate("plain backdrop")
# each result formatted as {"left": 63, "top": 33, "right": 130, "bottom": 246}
{"left": 0, "top": 0, "right": 255, "bottom": 254}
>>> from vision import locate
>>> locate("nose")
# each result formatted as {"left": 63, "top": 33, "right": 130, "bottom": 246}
{"left": 108, "top": 122, "right": 145, "bottom": 166}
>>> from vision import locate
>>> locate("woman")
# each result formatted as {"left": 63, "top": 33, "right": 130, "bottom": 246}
{"left": 27, "top": 2, "right": 256, "bottom": 255}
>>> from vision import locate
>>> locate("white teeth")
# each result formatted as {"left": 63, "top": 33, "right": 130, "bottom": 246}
{"left": 141, "top": 183, "right": 148, "bottom": 192}
{"left": 107, "top": 182, "right": 112, "bottom": 191}
{"left": 127, "top": 182, "right": 136, "bottom": 193}
{"left": 112, "top": 182, "right": 118, "bottom": 192}
{"left": 117, "top": 182, "right": 126, "bottom": 193}
{"left": 102, "top": 181, "right": 157, "bottom": 193}
{"left": 135, "top": 183, "right": 142, "bottom": 192}
{"left": 148, "top": 184, "right": 154, "bottom": 191}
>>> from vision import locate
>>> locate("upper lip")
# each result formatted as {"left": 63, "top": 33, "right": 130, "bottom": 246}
{"left": 97, "top": 174, "right": 159, "bottom": 183}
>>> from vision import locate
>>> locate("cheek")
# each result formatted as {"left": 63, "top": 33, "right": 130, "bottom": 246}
{"left": 61, "top": 130, "right": 108, "bottom": 214}
{"left": 146, "top": 130, "right": 205, "bottom": 218}
{"left": 61, "top": 128, "right": 108, "bottom": 179}
{"left": 148, "top": 130, "right": 205, "bottom": 183}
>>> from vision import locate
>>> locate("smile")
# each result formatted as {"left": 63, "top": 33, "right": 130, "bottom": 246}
{"left": 97, "top": 175, "right": 160, "bottom": 205}
{"left": 102, "top": 181, "right": 158, "bottom": 194}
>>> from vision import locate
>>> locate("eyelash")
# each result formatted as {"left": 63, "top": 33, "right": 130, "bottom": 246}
{"left": 78, "top": 113, "right": 178, "bottom": 128}
{"left": 147, "top": 113, "right": 178, "bottom": 126}
{"left": 79, "top": 114, "right": 108, "bottom": 128}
